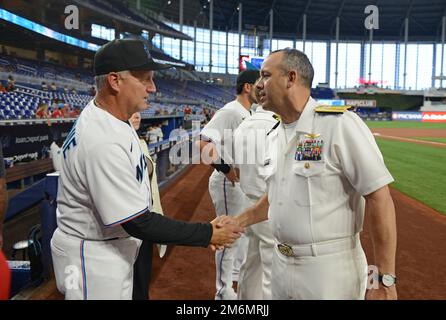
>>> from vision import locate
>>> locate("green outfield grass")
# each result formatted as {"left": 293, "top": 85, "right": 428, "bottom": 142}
{"left": 366, "top": 121, "right": 446, "bottom": 129}
{"left": 375, "top": 138, "right": 446, "bottom": 215}
{"left": 413, "top": 137, "right": 446, "bottom": 144}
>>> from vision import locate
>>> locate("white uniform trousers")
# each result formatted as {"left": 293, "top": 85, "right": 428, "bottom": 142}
{"left": 51, "top": 228, "right": 141, "bottom": 300}
{"left": 237, "top": 196, "right": 274, "bottom": 300}
{"left": 271, "top": 234, "right": 368, "bottom": 300}
{"left": 208, "top": 170, "right": 248, "bottom": 300}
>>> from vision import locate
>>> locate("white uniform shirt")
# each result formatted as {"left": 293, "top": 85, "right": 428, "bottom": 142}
{"left": 260, "top": 97, "right": 394, "bottom": 245}
{"left": 200, "top": 99, "right": 251, "bottom": 165}
{"left": 147, "top": 129, "right": 158, "bottom": 145}
{"left": 155, "top": 127, "right": 164, "bottom": 142}
{"left": 56, "top": 100, "right": 152, "bottom": 240}
{"left": 50, "top": 142, "right": 62, "bottom": 172}
{"left": 233, "top": 106, "right": 278, "bottom": 198}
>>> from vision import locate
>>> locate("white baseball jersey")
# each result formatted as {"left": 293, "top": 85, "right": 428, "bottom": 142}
{"left": 56, "top": 99, "right": 152, "bottom": 240}
{"left": 201, "top": 99, "right": 251, "bottom": 300}
{"left": 201, "top": 99, "right": 251, "bottom": 165}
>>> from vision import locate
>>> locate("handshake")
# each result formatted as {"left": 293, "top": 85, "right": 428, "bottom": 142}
{"left": 209, "top": 216, "right": 244, "bottom": 251}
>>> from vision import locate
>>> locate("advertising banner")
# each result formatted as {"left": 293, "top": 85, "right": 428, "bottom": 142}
{"left": 1, "top": 122, "right": 74, "bottom": 166}
{"left": 345, "top": 99, "right": 377, "bottom": 108}
{"left": 391, "top": 112, "right": 422, "bottom": 121}
{"left": 421, "top": 112, "right": 446, "bottom": 122}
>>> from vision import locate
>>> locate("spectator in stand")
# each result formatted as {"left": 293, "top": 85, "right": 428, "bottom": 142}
{"left": 6, "top": 75, "right": 15, "bottom": 92}
{"left": 70, "top": 106, "right": 81, "bottom": 118}
{"left": 184, "top": 105, "right": 192, "bottom": 115}
{"left": 62, "top": 103, "right": 71, "bottom": 118}
{"left": 155, "top": 123, "right": 164, "bottom": 142}
{"left": 51, "top": 100, "right": 59, "bottom": 111}
{"left": 36, "top": 103, "right": 49, "bottom": 119}
{"left": 51, "top": 104, "right": 64, "bottom": 118}
{"left": 63, "top": 85, "right": 69, "bottom": 93}
{"left": 146, "top": 125, "right": 158, "bottom": 145}
{"left": 70, "top": 87, "right": 77, "bottom": 94}
{"left": 41, "top": 81, "right": 48, "bottom": 91}
{"left": 51, "top": 82, "right": 58, "bottom": 92}
{"left": 0, "top": 81, "right": 6, "bottom": 94}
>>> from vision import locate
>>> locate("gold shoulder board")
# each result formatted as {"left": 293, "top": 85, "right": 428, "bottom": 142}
{"left": 314, "top": 105, "right": 352, "bottom": 114}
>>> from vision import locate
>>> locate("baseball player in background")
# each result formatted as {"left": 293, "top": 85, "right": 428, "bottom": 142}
{"left": 233, "top": 79, "right": 277, "bottom": 299}
{"left": 51, "top": 39, "right": 243, "bottom": 300}
{"left": 199, "top": 70, "right": 259, "bottom": 300}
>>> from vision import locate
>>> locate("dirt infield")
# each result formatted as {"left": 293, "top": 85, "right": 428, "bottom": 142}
{"left": 371, "top": 128, "right": 446, "bottom": 147}
{"left": 371, "top": 128, "right": 446, "bottom": 138}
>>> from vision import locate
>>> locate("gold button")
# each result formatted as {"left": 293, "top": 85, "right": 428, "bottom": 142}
{"left": 304, "top": 162, "right": 310, "bottom": 169}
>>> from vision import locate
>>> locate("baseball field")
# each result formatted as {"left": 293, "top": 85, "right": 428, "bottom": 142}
{"left": 366, "top": 121, "right": 446, "bottom": 215}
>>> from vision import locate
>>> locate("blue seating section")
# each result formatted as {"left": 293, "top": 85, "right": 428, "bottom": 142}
{"left": 0, "top": 89, "right": 92, "bottom": 120}
{"left": 311, "top": 87, "right": 335, "bottom": 99}
{"left": 0, "top": 54, "right": 93, "bottom": 85}
{"left": 153, "top": 79, "right": 233, "bottom": 108}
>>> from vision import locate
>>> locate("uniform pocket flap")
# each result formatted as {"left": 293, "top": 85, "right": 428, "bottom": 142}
{"left": 292, "top": 161, "right": 326, "bottom": 177}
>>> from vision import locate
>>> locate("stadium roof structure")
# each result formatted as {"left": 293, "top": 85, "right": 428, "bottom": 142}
{"left": 146, "top": 0, "right": 446, "bottom": 42}
{"left": 70, "top": 0, "right": 192, "bottom": 41}
{"left": 0, "top": 0, "right": 192, "bottom": 69}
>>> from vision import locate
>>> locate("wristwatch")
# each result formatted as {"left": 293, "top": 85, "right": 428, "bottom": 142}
{"left": 379, "top": 273, "right": 397, "bottom": 287}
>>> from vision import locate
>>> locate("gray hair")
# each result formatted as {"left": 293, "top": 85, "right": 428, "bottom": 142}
{"left": 94, "top": 70, "right": 131, "bottom": 91}
{"left": 271, "top": 48, "right": 314, "bottom": 89}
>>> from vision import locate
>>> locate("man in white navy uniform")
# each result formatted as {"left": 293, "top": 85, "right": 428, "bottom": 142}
{"left": 234, "top": 48, "right": 397, "bottom": 300}
{"left": 51, "top": 39, "right": 243, "bottom": 300}
{"left": 199, "top": 70, "right": 259, "bottom": 300}
{"left": 233, "top": 81, "right": 277, "bottom": 300}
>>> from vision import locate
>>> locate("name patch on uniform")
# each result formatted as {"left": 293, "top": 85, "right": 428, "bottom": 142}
{"left": 295, "top": 133, "right": 323, "bottom": 161}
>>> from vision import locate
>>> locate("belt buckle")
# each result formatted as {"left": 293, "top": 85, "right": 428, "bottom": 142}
{"left": 278, "top": 243, "right": 294, "bottom": 257}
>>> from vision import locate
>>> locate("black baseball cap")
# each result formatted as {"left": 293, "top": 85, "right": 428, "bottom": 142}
{"left": 236, "top": 69, "right": 260, "bottom": 87}
{"left": 94, "top": 39, "right": 173, "bottom": 76}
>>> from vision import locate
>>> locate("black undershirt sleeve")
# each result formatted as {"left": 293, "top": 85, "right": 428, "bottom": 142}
{"left": 121, "top": 210, "right": 213, "bottom": 247}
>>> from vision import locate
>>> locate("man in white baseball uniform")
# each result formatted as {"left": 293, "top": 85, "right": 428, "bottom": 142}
{"left": 233, "top": 83, "right": 277, "bottom": 300}
{"left": 51, "top": 39, "right": 243, "bottom": 300}
{"left": 235, "top": 48, "right": 397, "bottom": 300}
{"left": 199, "top": 70, "right": 259, "bottom": 300}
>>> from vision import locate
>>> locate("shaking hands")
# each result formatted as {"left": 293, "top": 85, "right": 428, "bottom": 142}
{"left": 209, "top": 216, "right": 244, "bottom": 251}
